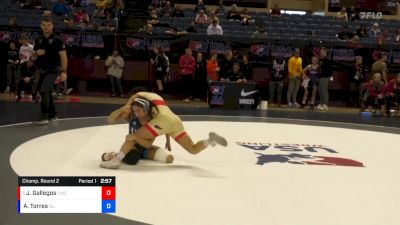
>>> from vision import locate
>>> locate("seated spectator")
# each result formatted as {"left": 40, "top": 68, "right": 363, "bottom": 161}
{"left": 8, "top": 16, "right": 19, "bottom": 31}
{"left": 186, "top": 21, "right": 197, "bottom": 33}
{"left": 356, "top": 25, "right": 368, "bottom": 38}
{"left": 148, "top": 9, "right": 160, "bottom": 26}
{"left": 207, "top": 53, "right": 220, "bottom": 82}
{"left": 115, "top": 0, "right": 125, "bottom": 14}
{"left": 21, "top": 0, "right": 45, "bottom": 9}
{"left": 207, "top": 11, "right": 219, "bottom": 24}
{"left": 369, "top": 23, "right": 382, "bottom": 38}
{"left": 227, "top": 4, "right": 241, "bottom": 21}
{"left": 215, "top": 0, "right": 226, "bottom": 15}
{"left": 363, "top": 73, "right": 386, "bottom": 115}
{"left": 221, "top": 63, "right": 246, "bottom": 83}
{"left": 74, "top": 9, "right": 90, "bottom": 24}
{"left": 42, "top": 10, "right": 52, "bottom": 17}
{"left": 348, "top": 6, "right": 359, "bottom": 22}
{"left": 384, "top": 73, "right": 400, "bottom": 115}
{"left": 94, "top": 0, "right": 109, "bottom": 18}
{"left": 270, "top": 4, "right": 281, "bottom": 17}
{"left": 165, "top": 27, "right": 187, "bottom": 35}
{"left": 53, "top": 0, "right": 70, "bottom": 16}
{"left": 251, "top": 26, "right": 268, "bottom": 39}
{"left": 161, "top": 0, "right": 174, "bottom": 17}
{"left": 395, "top": 28, "right": 400, "bottom": 42}
{"left": 195, "top": 10, "right": 208, "bottom": 24}
{"left": 348, "top": 35, "right": 362, "bottom": 48}
{"left": 139, "top": 23, "right": 154, "bottom": 35}
{"left": 240, "top": 8, "right": 254, "bottom": 25}
{"left": 337, "top": 26, "right": 355, "bottom": 40}
{"left": 220, "top": 51, "right": 235, "bottom": 76}
{"left": 382, "top": 29, "right": 392, "bottom": 41}
{"left": 336, "top": 7, "right": 348, "bottom": 21}
{"left": 240, "top": 55, "right": 253, "bottom": 81}
{"left": 171, "top": 4, "right": 184, "bottom": 18}
{"left": 207, "top": 19, "right": 223, "bottom": 35}
{"left": 194, "top": 0, "right": 206, "bottom": 13}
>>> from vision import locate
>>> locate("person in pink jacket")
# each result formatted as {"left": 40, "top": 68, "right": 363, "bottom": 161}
{"left": 179, "top": 48, "right": 196, "bottom": 102}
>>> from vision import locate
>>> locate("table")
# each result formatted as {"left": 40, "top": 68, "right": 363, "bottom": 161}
{"left": 208, "top": 81, "right": 259, "bottom": 109}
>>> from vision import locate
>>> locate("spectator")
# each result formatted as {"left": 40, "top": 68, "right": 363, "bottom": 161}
{"left": 53, "top": 0, "right": 70, "bottom": 16}
{"left": 194, "top": 52, "right": 207, "bottom": 100}
{"left": 269, "top": 57, "right": 286, "bottom": 106}
{"left": 336, "top": 7, "right": 348, "bottom": 21}
{"left": 172, "top": 4, "right": 184, "bottom": 18}
{"left": 221, "top": 63, "right": 246, "bottom": 82}
{"left": 18, "top": 34, "right": 34, "bottom": 77}
{"left": 139, "top": 23, "right": 154, "bottom": 35}
{"left": 384, "top": 73, "right": 400, "bottom": 115}
{"left": 94, "top": 0, "right": 109, "bottom": 18}
{"left": 207, "top": 53, "right": 220, "bottom": 82}
{"left": 16, "top": 60, "right": 36, "bottom": 102}
{"left": 364, "top": 73, "right": 386, "bottom": 115}
{"left": 186, "top": 21, "right": 197, "bottom": 33}
{"left": 43, "top": 10, "right": 52, "bottom": 17}
{"left": 194, "top": 0, "right": 206, "bottom": 13}
{"left": 148, "top": 9, "right": 160, "bottom": 26}
{"left": 348, "top": 35, "right": 362, "bottom": 48}
{"left": 372, "top": 52, "right": 388, "bottom": 83}
{"left": 179, "top": 48, "right": 196, "bottom": 102}
{"left": 5, "top": 41, "right": 20, "bottom": 94}
{"left": 251, "top": 26, "right": 268, "bottom": 39}
{"left": 74, "top": 9, "right": 90, "bottom": 24}
{"left": 317, "top": 47, "right": 333, "bottom": 111}
{"left": 9, "top": 16, "right": 18, "bottom": 32}
{"left": 337, "top": 26, "right": 355, "bottom": 40}
{"left": 369, "top": 23, "right": 382, "bottom": 38}
{"left": 207, "top": 11, "right": 219, "bottom": 24}
{"left": 21, "top": 0, "right": 45, "bottom": 9}
{"left": 240, "top": 8, "right": 254, "bottom": 25}
{"left": 220, "top": 51, "right": 234, "bottom": 76}
{"left": 215, "top": 0, "right": 226, "bottom": 15}
{"left": 349, "top": 56, "right": 367, "bottom": 107}
{"left": 165, "top": 27, "right": 187, "bottom": 36}
{"left": 382, "top": 29, "right": 392, "bottom": 41}
{"left": 348, "top": 6, "right": 359, "bottom": 22}
{"left": 356, "top": 25, "right": 368, "bottom": 38}
{"left": 287, "top": 48, "right": 303, "bottom": 108}
{"left": 395, "top": 28, "right": 400, "bottom": 42}
{"left": 207, "top": 19, "right": 223, "bottom": 35}
{"left": 240, "top": 55, "right": 253, "bottom": 81}
{"left": 161, "top": 0, "right": 174, "bottom": 17}
{"left": 195, "top": 10, "right": 208, "bottom": 24}
{"left": 105, "top": 49, "right": 125, "bottom": 97}
{"left": 301, "top": 56, "right": 319, "bottom": 107}
{"left": 153, "top": 48, "right": 169, "bottom": 93}
{"left": 115, "top": 0, "right": 125, "bottom": 14}
{"left": 104, "top": 11, "right": 118, "bottom": 31}
{"left": 227, "top": 4, "right": 241, "bottom": 21}
{"left": 270, "top": 4, "right": 281, "bottom": 17}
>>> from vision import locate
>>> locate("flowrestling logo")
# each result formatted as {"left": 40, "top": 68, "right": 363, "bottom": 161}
{"left": 237, "top": 142, "right": 364, "bottom": 167}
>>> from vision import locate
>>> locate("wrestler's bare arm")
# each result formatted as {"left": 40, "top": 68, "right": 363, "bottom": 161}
{"left": 107, "top": 106, "right": 131, "bottom": 123}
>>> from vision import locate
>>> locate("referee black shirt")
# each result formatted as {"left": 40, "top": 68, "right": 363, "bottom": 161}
{"left": 34, "top": 33, "right": 65, "bottom": 71}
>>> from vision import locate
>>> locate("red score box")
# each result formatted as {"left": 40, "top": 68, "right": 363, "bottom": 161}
{"left": 102, "top": 186, "right": 116, "bottom": 200}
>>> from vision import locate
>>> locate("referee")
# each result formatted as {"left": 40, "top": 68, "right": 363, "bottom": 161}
{"left": 33, "top": 17, "right": 68, "bottom": 124}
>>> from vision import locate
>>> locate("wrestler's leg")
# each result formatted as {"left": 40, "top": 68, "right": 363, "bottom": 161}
{"left": 100, "top": 139, "right": 141, "bottom": 169}
{"left": 145, "top": 146, "right": 174, "bottom": 163}
{"left": 175, "top": 132, "right": 228, "bottom": 155}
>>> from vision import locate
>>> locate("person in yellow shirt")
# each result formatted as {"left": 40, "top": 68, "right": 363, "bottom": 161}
{"left": 287, "top": 48, "right": 303, "bottom": 108}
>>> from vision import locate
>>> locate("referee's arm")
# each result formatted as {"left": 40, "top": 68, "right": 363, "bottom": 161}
{"left": 59, "top": 49, "right": 68, "bottom": 74}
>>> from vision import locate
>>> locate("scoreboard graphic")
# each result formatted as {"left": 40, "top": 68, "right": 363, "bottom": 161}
{"left": 18, "top": 177, "right": 116, "bottom": 213}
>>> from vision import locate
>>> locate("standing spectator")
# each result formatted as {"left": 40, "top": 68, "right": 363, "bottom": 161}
{"left": 287, "top": 48, "right": 303, "bottom": 108}
{"left": 369, "top": 23, "right": 382, "bottom": 38}
{"left": 240, "top": 55, "right": 253, "bottom": 81}
{"left": 186, "top": 21, "right": 197, "bottom": 33}
{"left": 382, "top": 29, "right": 392, "bottom": 41}
{"left": 153, "top": 48, "right": 169, "bottom": 93}
{"left": 372, "top": 52, "right": 388, "bottom": 83}
{"left": 207, "top": 53, "right": 220, "bottom": 82}
{"left": 227, "top": 4, "right": 241, "bottom": 21}
{"left": 5, "top": 41, "right": 20, "bottom": 94}
{"left": 194, "top": 52, "right": 207, "bottom": 100}
{"left": 337, "top": 26, "right": 355, "bottom": 40}
{"left": 207, "top": 19, "right": 223, "bottom": 35}
{"left": 384, "top": 73, "right": 400, "bottom": 115}
{"left": 172, "top": 4, "right": 184, "bottom": 18}
{"left": 105, "top": 49, "right": 125, "bottom": 98}
{"left": 317, "top": 47, "right": 333, "bottom": 111}
{"left": 215, "top": 0, "right": 226, "bottom": 15}
{"left": 18, "top": 35, "right": 34, "bottom": 98}
{"left": 240, "top": 8, "right": 254, "bottom": 25}
{"left": 270, "top": 4, "right": 281, "bottom": 17}
{"left": 221, "top": 63, "right": 246, "bottom": 82}
{"left": 195, "top": 10, "right": 208, "bottom": 25}
{"left": 104, "top": 11, "right": 118, "bottom": 31}
{"left": 33, "top": 17, "right": 68, "bottom": 123}
{"left": 179, "top": 48, "right": 196, "bottom": 102}
{"left": 356, "top": 25, "right": 368, "bottom": 38}
{"left": 348, "top": 6, "right": 359, "bottom": 22}
{"left": 336, "top": 7, "right": 348, "bottom": 21}
{"left": 16, "top": 60, "right": 36, "bottom": 102}
{"left": 251, "top": 26, "right": 268, "bottom": 39}
{"left": 74, "top": 9, "right": 90, "bottom": 24}
{"left": 94, "top": 0, "right": 108, "bottom": 18}
{"left": 364, "top": 73, "right": 386, "bottom": 115}
{"left": 220, "top": 51, "right": 234, "bottom": 77}
{"left": 349, "top": 56, "right": 367, "bottom": 107}
{"left": 301, "top": 56, "right": 319, "bottom": 107}
{"left": 194, "top": 0, "right": 206, "bottom": 13}
{"left": 147, "top": 9, "right": 160, "bottom": 26}
{"left": 53, "top": 0, "right": 70, "bottom": 16}
{"left": 269, "top": 57, "right": 286, "bottom": 106}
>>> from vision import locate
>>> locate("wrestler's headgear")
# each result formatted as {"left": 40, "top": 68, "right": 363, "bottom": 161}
{"left": 132, "top": 98, "right": 150, "bottom": 113}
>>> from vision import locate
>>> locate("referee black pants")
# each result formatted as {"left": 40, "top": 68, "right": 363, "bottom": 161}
{"left": 38, "top": 70, "right": 58, "bottom": 119}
